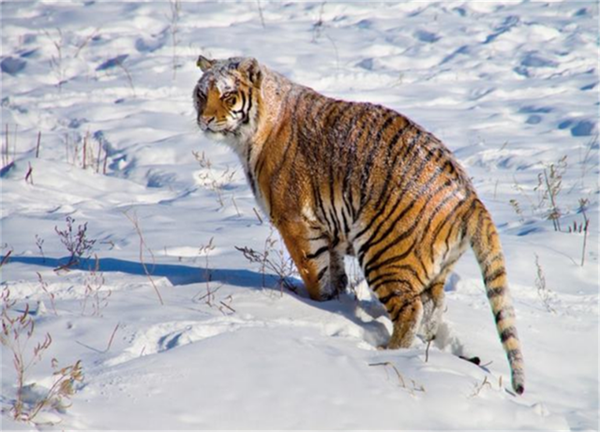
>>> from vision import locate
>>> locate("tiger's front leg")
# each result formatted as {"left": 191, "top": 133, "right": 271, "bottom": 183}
{"left": 276, "top": 220, "right": 346, "bottom": 301}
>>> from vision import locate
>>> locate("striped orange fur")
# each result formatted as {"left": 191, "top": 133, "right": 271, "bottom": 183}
{"left": 193, "top": 56, "right": 525, "bottom": 395}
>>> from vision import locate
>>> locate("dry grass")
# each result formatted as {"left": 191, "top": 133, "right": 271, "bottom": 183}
{"left": 369, "top": 362, "right": 426, "bottom": 396}
{"left": 235, "top": 225, "right": 298, "bottom": 295}
{"left": 534, "top": 254, "right": 557, "bottom": 314}
{"left": 54, "top": 216, "right": 96, "bottom": 271}
{"left": 1, "top": 288, "right": 83, "bottom": 423}
{"left": 124, "top": 210, "right": 164, "bottom": 305}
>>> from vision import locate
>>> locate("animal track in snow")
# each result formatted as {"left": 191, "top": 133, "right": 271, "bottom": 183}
{"left": 106, "top": 308, "right": 391, "bottom": 368}
{"left": 106, "top": 317, "right": 257, "bottom": 367}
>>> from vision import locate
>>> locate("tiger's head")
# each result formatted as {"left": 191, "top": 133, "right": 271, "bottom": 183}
{"left": 193, "top": 56, "right": 262, "bottom": 143}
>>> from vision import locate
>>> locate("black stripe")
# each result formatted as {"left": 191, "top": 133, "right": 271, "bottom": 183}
{"left": 306, "top": 246, "right": 328, "bottom": 260}
{"left": 367, "top": 272, "right": 397, "bottom": 287}
{"left": 327, "top": 209, "right": 341, "bottom": 245}
{"left": 487, "top": 287, "right": 504, "bottom": 299}
{"left": 390, "top": 299, "right": 415, "bottom": 322}
{"left": 354, "top": 129, "right": 426, "bottom": 242}
{"left": 495, "top": 308, "right": 514, "bottom": 323}
{"left": 363, "top": 181, "right": 456, "bottom": 280}
{"left": 461, "top": 198, "right": 479, "bottom": 243}
{"left": 379, "top": 292, "right": 400, "bottom": 305}
{"left": 323, "top": 103, "right": 356, "bottom": 239}
{"left": 359, "top": 174, "right": 455, "bottom": 268}
{"left": 317, "top": 266, "right": 328, "bottom": 282}
{"left": 357, "top": 114, "right": 398, "bottom": 208}
{"left": 438, "top": 199, "right": 470, "bottom": 259}
{"left": 482, "top": 254, "right": 504, "bottom": 276}
{"left": 370, "top": 125, "right": 411, "bottom": 213}
{"left": 500, "top": 327, "right": 517, "bottom": 343}
{"left": 363, "top": 237, "right": 418, "bottom": 280}
{"left": 312, "top": 185, "right": 330, "bottom": 228}
{"left": 243, "top": 88, "right": 252, "bottom": 124}
{"left": 345, "top": 109, "right": 387, "bottom": 222}
{"left": 428, "top": 193, "right": 470, "bottom": 259}
{"left": 341, "top": 105, "right": 376, "bottom": 220}
{"left": 370, "top": 264, "right": 426, "bottom": 292}
{"left": 484, "top": 268, "right": 506, "bottom": 286}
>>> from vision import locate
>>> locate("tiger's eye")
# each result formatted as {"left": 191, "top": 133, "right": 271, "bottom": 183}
{"left": 226, "top": 94, "right": 237, "bottom": 105}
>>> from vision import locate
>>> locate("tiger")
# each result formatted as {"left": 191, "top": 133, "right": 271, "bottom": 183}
{"left": 192, "top": 55, "right": 525, "bottom": 395}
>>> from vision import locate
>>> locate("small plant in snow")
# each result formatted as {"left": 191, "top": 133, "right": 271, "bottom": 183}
{"left": 469, "top": 376, "right": 493, "bottom": 398}
{"left": 578, "top": 135, "right": 597, "bottom": 189}
{"left": 1, "top": 288, "right": 83, "bottom": 423}
{"left": 256, "top": 0, "right": 266, "bottom": 28}
{"left": 534, "top": 254, "right": 557, "bottom": 314}
{"left": 567, "top": 198, "right": 591, "bottom": 267}
{"left": 193, "top": 238, "right": 235, "bottom": 314}
{"left": 235, "top": 225, "right": 298, "bottom": 295}
{"left": 534, "top": 155, "right": 567, "bottom": 231}
{"left": 2, "top": 123, "right": 17, "bottom": 171}
{"left": 124, "top": 210, "right": 164, "bottom": 305}
{"left": 54, "top": 216, "right": 96, "bottom": 271}
{"left": 311, "top": 2, "right": 327, "bottom": 42}
{"left": 168, "top": 0, "right": 182, "bottom": 79}
{"left": 369, "top": 362, "right": 426, "bottom": 396}
{"left": 42, "top": 28, "right": 66, "bottom": 91}
{"left": 35, "top": 235, "right": 46, "bottom": 262}
{"left": 509, "top": 199, "right": 525, "bottom": 223}
{"left": 43, "top": 26, "right": 100, "bottom": 92}
{"left": 115, "top": 59, "right": 136, "bottom": 97}
{"left": 193, "top": 150, "right": 239, "bottom": 211}
{"left": 27, "top": 358, "right": 84, "bottom": 421}
{"left": 194, "top": 237, "right": 217, "bottom": 303}
{"left": 81, "top": 256, "right": 111, "bottom": 317}
{"left": 37, "top": 272, "right": 57, "bottom": 316}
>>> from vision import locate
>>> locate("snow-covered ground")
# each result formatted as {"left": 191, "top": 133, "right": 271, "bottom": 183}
{"left": 1, "top": 1, "right": 598, "bottom": 430}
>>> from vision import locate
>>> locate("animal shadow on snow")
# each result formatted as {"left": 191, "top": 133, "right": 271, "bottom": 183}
{"left": 6, "top": 254, "right": 391, "bottom": 348}
{"left": 6, "top": 255, "right": 263, "bottom": 288}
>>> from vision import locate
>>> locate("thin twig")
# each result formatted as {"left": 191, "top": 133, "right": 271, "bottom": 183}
{"left": 256, "top": 0, "right": 266, "bottom": 28}
{"left": 35, "top": 131, "right": 41, "bottom": 158}
{"left": 124, "top": 211, "right": 164, "bottom": 305}
{"left": 96, "top": 139, "right": 102, "bottom": 173}
{"left": 103, "top": 323, "right": 120, "bottom": 353}
{"left": 1, "top": 250, "right": 13, "bottom": 268}
{"left": 253, "top": 207, "right": 263, "bottom": 224}
{"left": 103, "top": 149, "right": 108, "bottom": 174}
{"left": 82, "top": 133, "right": 87, "bottom": 169}
{"left": 425, "top": 339, "right": 432, "bottom": 363}
{"left": 116, "top": 62, "right": 136, "bottom": 97}
{"left": 74, "top": 26, "right": 101, "bottom": 58}
{"left": 219, "top": 301, "right": 236, "bottom": 314}
{"left": 24, "top": 162, "right": 33, "bottom": 185}
{"left": 369, "top": 362, "right": 407, "bottom": 387}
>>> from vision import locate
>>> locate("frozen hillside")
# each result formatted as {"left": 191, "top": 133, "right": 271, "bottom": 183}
{"left": 1, "top": 1, "right": 598, "bottom": 430}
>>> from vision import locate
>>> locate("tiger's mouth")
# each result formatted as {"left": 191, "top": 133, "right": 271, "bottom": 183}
{"left": 198, "top": 120, "right": 234, "bottom": 135}
{"left": 201, "top": 125, "right": 236, "bottom": 140}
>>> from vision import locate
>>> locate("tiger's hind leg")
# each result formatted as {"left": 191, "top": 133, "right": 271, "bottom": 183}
{"left": 369, "top": 267, "right": 425, "bottom": 349}
{"left": 420, "top": 241, "right": 469, "bottom": 341}
{"left": 419, "top": 274, "right": 447, "bottom": 342}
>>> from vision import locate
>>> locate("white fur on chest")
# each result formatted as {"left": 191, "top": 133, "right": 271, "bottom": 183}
{"left": 206, "top": 126, "right": 270, "bottom": 218}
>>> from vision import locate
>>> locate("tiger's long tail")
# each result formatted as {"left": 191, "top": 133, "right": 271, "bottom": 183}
{"left": 467, "top": 199, "right": 525, "bottom": 395}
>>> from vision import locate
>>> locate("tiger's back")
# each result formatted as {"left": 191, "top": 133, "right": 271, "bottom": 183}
{"left": 194, "top": 56, "right": 524, "bottom": 395}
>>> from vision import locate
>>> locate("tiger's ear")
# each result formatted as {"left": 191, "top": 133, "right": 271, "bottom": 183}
{"left": 239, "top": 57, "right": 262, "bottom": 88}
{"left": 196, "top": 55, "right": 215, "bottom": 72}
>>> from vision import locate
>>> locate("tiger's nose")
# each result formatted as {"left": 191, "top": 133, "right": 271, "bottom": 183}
{"left": 198, "top": 116, "right": 215, "bottom": 131}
